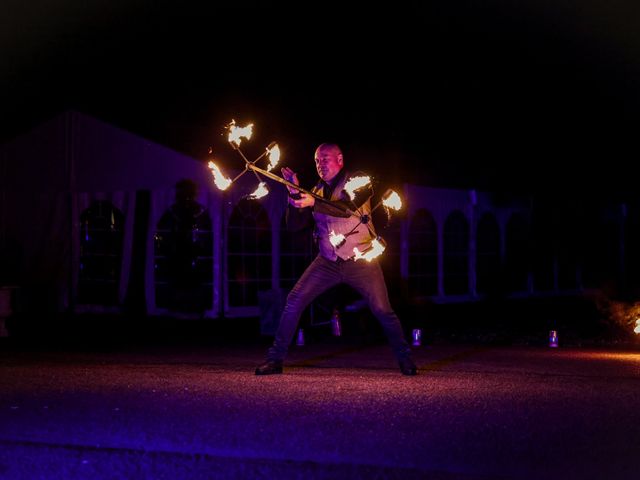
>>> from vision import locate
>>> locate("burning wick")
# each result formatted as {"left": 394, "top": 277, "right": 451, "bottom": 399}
{"left": 634, "top": 318, "right": 640, "bottom": 334}
{"left": 248, "top": 182, "right": 269, "bottom": 199}
{"left": 329, "top": 230, "right": 347, "bottom": 248}
{"left": 266, "top": 144, "right": 280, "bottom": 172}
{"left": 382, "top": 189, "right": 402, "bottom": 211}
{"left": 344, "top": 176, "right": 371, "bottom": 201}
{"left": 208, "top": 161, "right": 232, "bottom": 190}
{"left": 353, "top": 237, "right": 386, "bottom": 262}
{"left": 227, "top": 119, "right": 253, "bottom": 147}
{"left": 371, "top": 188, "right": 404, "bottom": 216}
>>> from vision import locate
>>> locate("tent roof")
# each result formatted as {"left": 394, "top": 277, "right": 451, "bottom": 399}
{"left": 0, "top": 110, "right": 215, "bottom": 192}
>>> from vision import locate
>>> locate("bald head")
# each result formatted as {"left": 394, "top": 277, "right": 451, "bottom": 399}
{"left": 315, "top": 143, "right": 342, "bottom": 157}
{"left": 314, "top": 143, "right": 344, "bottom": 182}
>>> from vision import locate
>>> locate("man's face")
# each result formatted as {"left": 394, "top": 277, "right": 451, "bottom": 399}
{"left": 315, "top": 146, "right": 343, "bottom": 182}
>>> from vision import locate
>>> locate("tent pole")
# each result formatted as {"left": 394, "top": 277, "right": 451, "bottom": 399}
{"left": 220, "top": 191, "right": 226, "bottom": 319}
{"left": 67, "top": 112, "right": 75, "bottom": 314}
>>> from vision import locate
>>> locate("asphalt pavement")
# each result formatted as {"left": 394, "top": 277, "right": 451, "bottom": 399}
{"left": 1, "top": 341, "right": 639, "bottom": 479}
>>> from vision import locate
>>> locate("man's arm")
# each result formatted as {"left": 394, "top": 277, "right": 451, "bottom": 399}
{"left": 281, "top": 166, "right": 315, "bottom": 231}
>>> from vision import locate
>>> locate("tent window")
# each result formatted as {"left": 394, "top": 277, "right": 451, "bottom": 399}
{"left": 505, "top": 213, "right": 529, "bottom": 293}
{"left": 532, "top": 210, "right": 555, "bottom": 292}
{"left": 154, "top": 183, "right": 213, "bottom": 313}
{"left": 444, "top": 210, "right": 469, "bottom": 295}
{"left": 476, "top": 213, "right": 501, "bottom": 295}
{"left": 79, "top": 200, "right": 124, "bottom": 305}
{"left": 227, "top": 200, "right": 272, "bottom": 307}
{"left": 279, "top": 216, "right": 314, "bottom": 290}
{"left": 409, "top": 209, "right": 438, "bottom": 298}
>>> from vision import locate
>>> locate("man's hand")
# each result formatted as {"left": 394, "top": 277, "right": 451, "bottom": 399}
{"left": 282, "top": 167, "right": 314, "bottom": 208}
{"left": 288, "top": 192, "right": 315, "bottom": 208}
{"left": 281, "top": 167, "right": 300, "bottom": 195}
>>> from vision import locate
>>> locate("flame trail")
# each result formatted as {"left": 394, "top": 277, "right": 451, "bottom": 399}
{"left": 267, "top": 144, "right": 280, "bottom": 171}
{"left": 227, "top": 119, "right": 253, "bottom": 146}
{"left": 353, "top": 237, "right": 386, "bottom": 262}
{"left": 248, "top": 182, "right": 269, "bottom": 199}
{"left": 635, "top": 318, "right": 640, "bottom": 334}
{"left": 329, "top": 230, "right": 346, "bottom": 248}
{"left": 344, "top": 176, "right": 371, "bottom": 201}
{"left": 208, "top": 161, "right": 232, "bottom": 190}
{"left": 382, "top": 190, "right": 402, "bottom": 211}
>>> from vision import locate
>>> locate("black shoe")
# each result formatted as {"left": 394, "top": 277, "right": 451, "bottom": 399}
{"left": 255, "top": 360, "right": 283, "bottom": 375}
{"left": 399, "top": 357, "right": 417, "bottom": 376}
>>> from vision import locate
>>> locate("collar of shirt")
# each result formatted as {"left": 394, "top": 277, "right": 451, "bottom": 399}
{"left": 319, "top": 169, "right": 347, "bottom": 199}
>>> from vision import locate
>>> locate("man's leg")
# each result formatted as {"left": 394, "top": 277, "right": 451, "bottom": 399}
{"left": 344, "top": 260, "right": 415, "bottom": 373}
{"left": 266, "top": 256, "right": 341, "bottom": 361}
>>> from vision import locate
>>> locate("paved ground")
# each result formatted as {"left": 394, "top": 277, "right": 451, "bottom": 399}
{"left": 1, "top": 341, "right": 639, "bottom": 479}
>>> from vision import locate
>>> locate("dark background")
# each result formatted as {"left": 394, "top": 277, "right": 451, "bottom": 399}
{"left": 2, "top": 0, "right": 639, "bottom": 197}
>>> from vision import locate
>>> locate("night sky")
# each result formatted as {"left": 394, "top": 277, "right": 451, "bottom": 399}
{"left": 3, "top": 0, "right": 640, "bottom": 197}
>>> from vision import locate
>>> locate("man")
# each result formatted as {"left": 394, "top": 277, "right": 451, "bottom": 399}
{"left": 255, "top": 143, "right": 417, "bottom": 376}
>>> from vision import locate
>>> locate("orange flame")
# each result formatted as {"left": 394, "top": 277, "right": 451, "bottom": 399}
{"left": 382, "top": 189, "right": 402, "bottom": 211}
{"left": 207, "top": 161, "right": 232, "bottom": 190}
{"left": 344, "top": 175, "right": 371, "bottom": 201}
{"left": 248, "top": 182, "right": 269, "bottom": 199}
{"left": 601, "top": 299, "right": 640, "bottom": 336}
{"left": 267, "top": 144, "right": 280, "bottom": 172}
{"left": 353, "top": 237, "right": 386, "bottom": 262}
{"left": 329, "top": 230, "right": 346, "bottom": 248}
{"left": 227, "top": 119, "right": 253, "bottom": 146}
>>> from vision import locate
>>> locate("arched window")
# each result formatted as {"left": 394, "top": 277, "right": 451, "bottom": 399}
{"left": 409, "top": 209, "right": 438, "bottom": 298}
{"left": 531, "top": 209, "right": 555, "bottom": 292}
{"left": 279, "top": 216, "right": 314, "bottom": 291}
{"left": 505, "top": 213, "right": 529, "bottom": 293}
{"left": 227, "top": 200, "right": 272, "bottom": 307}
{"left": 444, "top": 210, "right": 469, "bottom": 295}
{"left": 154, "top": 182, "right": 213, "bottom": 313}
{"left": 476, "top": 213, "right": 501, "bottom": 295}
{"left": 79, "top": 200, "right": 124, "bottom": 305}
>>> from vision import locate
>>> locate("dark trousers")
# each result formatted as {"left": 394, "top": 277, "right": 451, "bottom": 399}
{"left": 268, "top": 255, "right": 411, "bottom": 361}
